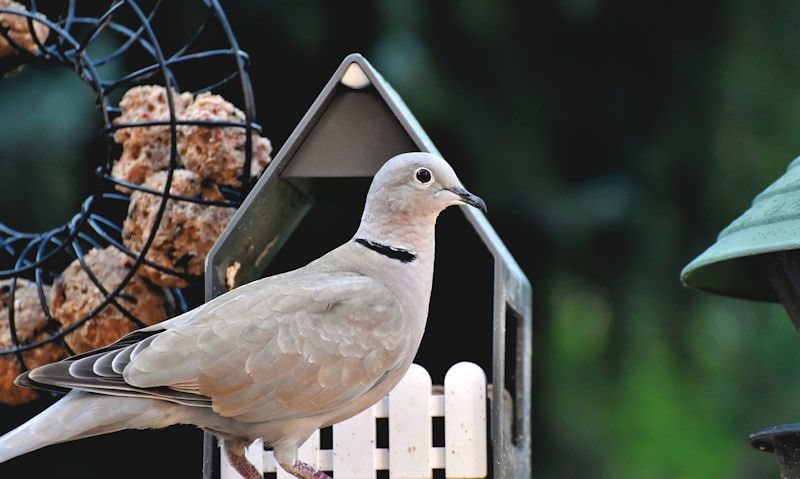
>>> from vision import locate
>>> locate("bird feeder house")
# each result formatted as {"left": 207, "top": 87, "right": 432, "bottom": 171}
{"left": 203, "top": 54, "right": 532, "bottom": 479}
{"left": 682, "top": 156, "right": 800, "bottom": 477}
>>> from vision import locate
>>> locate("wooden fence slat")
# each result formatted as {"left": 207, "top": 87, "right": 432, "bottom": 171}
{"left": 444, "top": 362, "right": 487, "bottom": 479}
{"left": 389, "top": 364, "right": 433, "bottom": 479}
{"left": 333, "top": 404, "right": 377, "bottom": 479}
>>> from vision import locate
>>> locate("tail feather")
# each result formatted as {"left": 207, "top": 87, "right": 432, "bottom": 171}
{"left": 0, "top": 390, "right": 187, "bottom": 463}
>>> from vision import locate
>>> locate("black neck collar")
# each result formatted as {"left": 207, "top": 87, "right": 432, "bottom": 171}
{"left": 355, "top": 238, "right": 416, "bottom": 263}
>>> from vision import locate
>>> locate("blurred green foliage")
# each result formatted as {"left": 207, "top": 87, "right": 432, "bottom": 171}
{"left": 6, "top": 0, "right": 800, "bottom": 477}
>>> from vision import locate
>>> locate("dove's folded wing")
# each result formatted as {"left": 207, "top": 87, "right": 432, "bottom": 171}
{"left": 21, "top": 268, "right": 410, "bottom": 424}
{"left": 208, "top": 272, "right": 411, "bottom": 423}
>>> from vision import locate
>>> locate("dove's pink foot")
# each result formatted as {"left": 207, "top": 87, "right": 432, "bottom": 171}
{"left": 284, "top": 460, "right": 332, "bottom": 479}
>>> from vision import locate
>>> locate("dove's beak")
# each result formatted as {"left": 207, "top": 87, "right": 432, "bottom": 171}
{"left": 447, "top": 187, "right": 488, "bottom": 213}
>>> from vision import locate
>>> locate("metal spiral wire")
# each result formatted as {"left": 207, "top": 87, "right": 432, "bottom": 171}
{"left": 0, "top": 0, "right": 259, "bottom": 377}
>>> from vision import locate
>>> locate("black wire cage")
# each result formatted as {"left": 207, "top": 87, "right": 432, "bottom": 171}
{"left": 0, "top": 0, "right": 263, "bottom": 414}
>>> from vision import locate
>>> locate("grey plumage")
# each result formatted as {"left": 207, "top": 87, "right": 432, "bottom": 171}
{"left": 0, "top": 152, "right": 486, "bottom": 479}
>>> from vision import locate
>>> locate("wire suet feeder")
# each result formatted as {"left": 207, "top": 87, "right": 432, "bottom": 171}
{"left": 0, "top": 0, "right": 265, "bottom": 405}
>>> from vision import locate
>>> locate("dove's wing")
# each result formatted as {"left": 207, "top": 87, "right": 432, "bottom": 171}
{"left": 22, "top": 264, "right": 411, "bottom": 424}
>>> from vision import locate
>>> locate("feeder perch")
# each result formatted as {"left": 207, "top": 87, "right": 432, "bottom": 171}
{"left": 682, "top": 156, "right": 800, "bottom": 476}
{"left": 203, "top": 54, "right": 532, "bottom": 479}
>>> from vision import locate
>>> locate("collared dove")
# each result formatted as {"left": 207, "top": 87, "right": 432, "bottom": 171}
{"left": 0, "top": 151, "right": 487, "bottom": 479}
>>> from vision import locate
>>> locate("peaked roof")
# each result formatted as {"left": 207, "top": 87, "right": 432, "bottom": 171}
{"left": 278, "top": 53, "right": 438, "bottom": 177}
{"left": 208, "top": 54, "right": 526, "bottom": 293}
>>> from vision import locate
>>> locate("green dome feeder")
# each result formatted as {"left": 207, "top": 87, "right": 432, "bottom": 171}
{"left": 682, "top": 156, "right": 800, "bottom": 330}
{"left": 682, "top": 155, "right": 800, "bottom": 478}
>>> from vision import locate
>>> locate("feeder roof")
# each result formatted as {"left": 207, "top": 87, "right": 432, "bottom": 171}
{"left": 681, "top": 155, "right": 800, "bottom": 301}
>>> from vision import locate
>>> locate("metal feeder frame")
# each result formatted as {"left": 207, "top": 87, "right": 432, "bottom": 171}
{"left": 203, "top": 53, "right": 532, "bottom": 479}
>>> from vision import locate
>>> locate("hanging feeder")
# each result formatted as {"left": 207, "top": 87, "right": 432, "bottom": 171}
{"left": 1, "top": 1, "right": 263, "bottom": 476}
{"left": 203, "top": 53, "right": 532, "bottom": 479}
{"left": 682, "top": 155, "right": 800, "bottom": 476}
{"left": 681, "top": 155, "right": 800, "bottom": 328}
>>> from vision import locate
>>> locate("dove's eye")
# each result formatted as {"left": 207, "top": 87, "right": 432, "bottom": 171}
{"left": 415, "top": 168, "right": 432, "bottom": 184}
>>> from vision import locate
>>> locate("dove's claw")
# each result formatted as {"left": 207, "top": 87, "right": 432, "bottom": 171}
{"left": 285, "top": 460, "right": 332, "bottom": 479}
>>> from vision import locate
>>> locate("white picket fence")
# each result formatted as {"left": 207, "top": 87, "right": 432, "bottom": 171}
{"left": 221, "top": 362, "right": 488, "bottom": 479}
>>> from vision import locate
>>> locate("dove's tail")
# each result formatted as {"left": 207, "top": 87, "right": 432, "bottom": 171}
{"left": 0, "top": 390, "right": 188, "bottom": 463}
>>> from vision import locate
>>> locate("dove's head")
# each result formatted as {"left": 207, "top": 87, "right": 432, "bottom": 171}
{"left": 357, "top": 152, "right": 486, "bottom": 243}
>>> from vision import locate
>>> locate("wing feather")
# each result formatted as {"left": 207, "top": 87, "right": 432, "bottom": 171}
{"left": 17, "top": 264, "right": 412, "bottom": 424}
